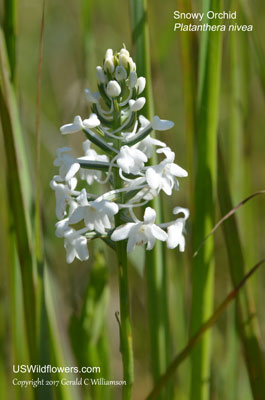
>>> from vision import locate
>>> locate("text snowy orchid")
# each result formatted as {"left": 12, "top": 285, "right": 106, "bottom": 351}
{"left": 51, "top": 47, "right": 189, "bottom": 263}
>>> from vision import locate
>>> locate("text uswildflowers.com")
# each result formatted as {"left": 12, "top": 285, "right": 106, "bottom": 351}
{"left": 13, "top": 365, "right": 100, "bottom": 374}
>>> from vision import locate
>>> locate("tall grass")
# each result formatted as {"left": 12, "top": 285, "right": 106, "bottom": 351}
{"left": 190, "top": 1, "right": 223, "bottom": 399}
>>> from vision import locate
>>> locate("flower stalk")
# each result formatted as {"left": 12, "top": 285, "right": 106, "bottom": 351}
{"left": 51, "top": 46, "right": 189, "bottom": 398}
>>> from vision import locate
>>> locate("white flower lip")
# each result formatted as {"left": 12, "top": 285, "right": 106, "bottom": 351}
{"left": 129, "top": 97, "right": 146, "bottom": 112}
{"left": 83, "top": 113, "right": 101, "bottom": 129}
{"left": 151, "top": 116, "right": 174, "bottom": 131}
{"left": 84, "top": 89, "right": 101, "bottom": 103}
{"left": 60, "top": 116, "right": 83, "bottom": 135}
{"left": 106, "top": 80, "right": 121, "bottom": 97}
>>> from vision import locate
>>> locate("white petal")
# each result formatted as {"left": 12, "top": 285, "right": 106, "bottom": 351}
{"left": 173, "top": 207, "right": 190, "bottom": 220}
{"left": 143, "top": 207, "right": 156, "bottom": 224}
{"left": 146, "top": 235, "right": 156, "bottom": 250}
{"left": 83, "top": 113, "right": 101, "bottom": 129}
{"left": 55, "top": 218, "right": 70, "bottom": 238}
{"left": 151, "top": 116, "right": 174, "bottom": 131}
{"left": 129, "top": 97, "right": 146, "bottom": 112}
{"left": 162, "top": 179, "right": 173, "bottom": 196}
{"left": 170, "top": 163, "right": 188, "bottom": 177}
{"left": 146, "top": 168, "right": 160, "bottom": 189}
{"left": 65, "top": 162, "right": 80, "bottom": 181}
{"left": 151, "top": 225, "right": 168, "bottom": 241}
{"left": 69, "top": 207, "right": 85, "bottom": 224}
{"left": 76, "top": 237, "right": 89, "bottom": 261}
{"left": 139, "top": 115, "right": 150, "bottom": 128}
{"left": 127, "top": 234, "right": 137, "bottom": 252}
{"left": 111, "top": 223, "right": 134, "bottom": 241}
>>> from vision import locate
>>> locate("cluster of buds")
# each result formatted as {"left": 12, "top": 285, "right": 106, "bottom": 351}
{"left": 51, "top": 47, "right": 189, "bottom": 263}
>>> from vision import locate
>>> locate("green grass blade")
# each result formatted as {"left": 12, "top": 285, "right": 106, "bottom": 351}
{"left": 190, "top": 1, "right": 223, "bottom": 399}
{"left": 217, "top": 144, "right": 265, "bottom": 399}
{"left": 146, "top": 258, "right": 265, "bottom": 400}
{"left": 3, "top": 0, "right": 17, "bottom": 83}
{"left": 44, "top": 266, "right": 82, "bottom": 400}
{"left": 130, "top": 1, "right": 171, "bottom": 396}
{"left": 0, "top": 30, "right": 37, "bottom": 364}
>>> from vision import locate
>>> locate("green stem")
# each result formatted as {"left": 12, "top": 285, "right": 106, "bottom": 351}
{"left": 113, "top": 100, "right": 134, "bottom": 399}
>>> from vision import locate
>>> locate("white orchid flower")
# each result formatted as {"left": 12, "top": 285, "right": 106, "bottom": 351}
{"left": 111, "top": 207, "right": 167, "bottom": 252}
{"left": 146, "top": 147, "right": 188, "bottom": 195}
{"left": 64, "top": 228, "right": 89, "bottom": 264}
{"left": 53, "top": 147, "right": 80, "bottom": 183}
{"left": 69, "top": 189, "right": 119, "bottom": 234}
{"left": 117, "top": 145, "right": 147, "bottom": 174}
{"left": 167, "top": 208, "right": 189, "bottom": 251}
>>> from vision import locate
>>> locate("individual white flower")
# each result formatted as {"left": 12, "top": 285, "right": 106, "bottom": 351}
{"left": 115, "top": 66, "right": 127, "bottom": 81}
{"left": 135, "top": 136, "right": 166, "bottom": 158}
{"left": 111, "top": 207, "right": 167, "bottom": 252}
{"left": 84, "top": 89, "right": 101, "bottom": 103}
{"left": 167, "top": 208, "right": 189, "bottom": 251}
{"left": 53, "top": 148, "right": 80, "bottom": 183}
{"left": 78, "top": 140, "right": 109, "bottom": 185}
{"left": 117, "top": 145, "right": 147, "bottom": 174}
{"left": 146, "top": 148, "right": 188, "bottom": 195}
{"left": 64, "top": 228, "right": 89, "bottom": 264}
{"left": 129, "top": 97, "right": 146, "bottom": 112}
{"left": 136, "top": 77, "right": 146, "bottom": 94}
{"left": 96, "top": 66, "right": 107, "bottom": 83}
{"left": 50, "top": 177, "right": 78, "bottom": 219}
{"left": 69, "top": 189, "right": 119, "bottom": 234}
{"left": 60, "top": 116, "right": 83, "bottom": 134}
{"left": 83, "top": 113, "right": 101, "bottom": 129}
{"left": 106, "top": 80, "right": 121, "bottom": 97}
{"left": 151, "top": 116, "right": 174, "bottom": 131}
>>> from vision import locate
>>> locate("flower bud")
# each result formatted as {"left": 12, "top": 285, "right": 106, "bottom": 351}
{"left": 129, "top": 97, "right": 146, "bottom": 112}
{"left": 105, "top": 48, "right": 113, "bottom": 59}
{"left": 115, "top": 66, "right": 127, "bottom": 81}
{"left": 106, "top": 80, "right": 121, "bottom": 97}
{"left": 119, "top": 53, "right": 129, "bottom": 68}
{"left": 136, "top": 77, "right": 146, "bottom": 94}
{"left": 96, "top": 66, "right": 107, "bottom": 83}
{"left": 120, "top": 48, "right": 130, "bottom": 58}
{"left": 104, "top": 58, "right": 115, "bottom": 74}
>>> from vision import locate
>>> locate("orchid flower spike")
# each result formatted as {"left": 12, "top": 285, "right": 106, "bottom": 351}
{"left": 51, "top": 46, "right": 189, "bottom": 262}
